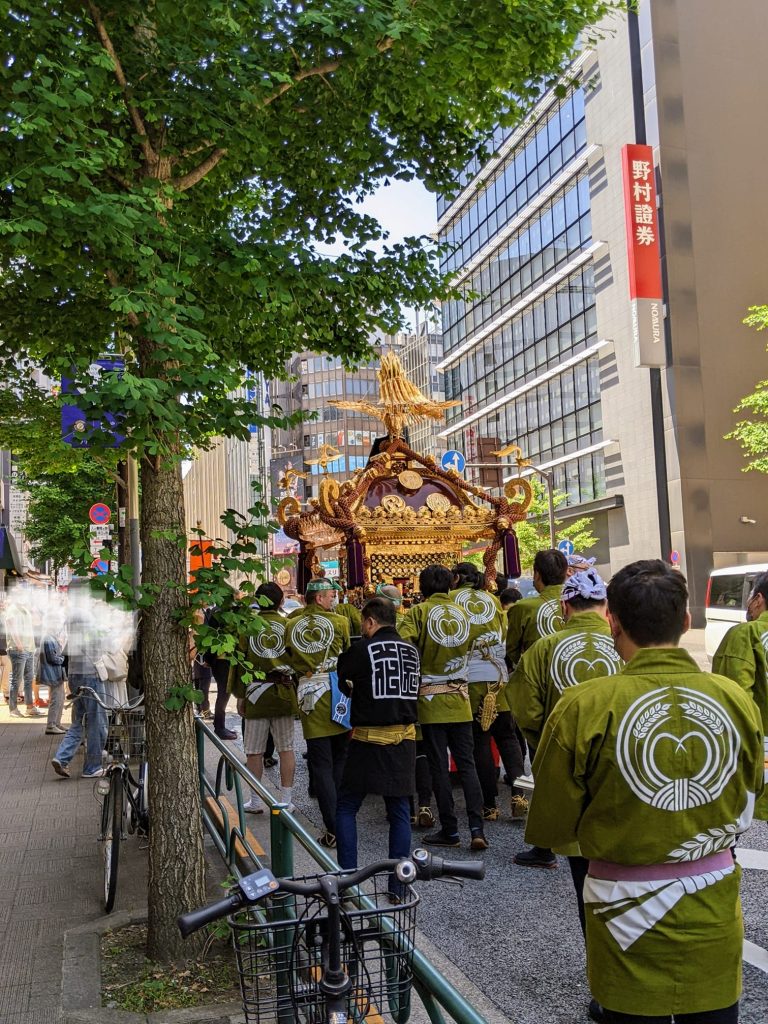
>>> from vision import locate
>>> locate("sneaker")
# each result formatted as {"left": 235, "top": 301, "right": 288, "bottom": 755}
{"left": 510, "top": 794, "right": 529, "bottom": 819}
{"left": 243, "top": 799, "right": 264, "bottom": 815}
{"left": 9, "top": 707, "right": 23, "bottom": 718}
{"left": 417, "top": 806, "right": 435, "bottom": 828}
{"left": 51, "top": 759, "right": 71, "bottom": 778}
{"left": 25, "top": 706, "right": 44, "bottom": 717}
{"left": 263, "top": 756, "right": 278, "bottom": 768}
{"left": 470, "top": 829, "right": 489, "bottom": 851}
{"left": 215, "top": 728, "right": 238, "bottom": 741}
{"left": 422, "top": 829, "right": 460, "bottom": 848}
{"left": 514, "top": 845, "right": 557, "bottom": 869}
{"left": 482, "top": 806, "right": 500, "bottom": 822}
{"left": 317, "top": 831, "right": 337, "bottom": 849}
{"left": 45, "top": 725, "right": 67, "bottom": 735}
{"left": 82, "top": 767, "right": 106, "bottom": 778}
{"left": 35, "top": 699, "right": 49, "bottom": 708}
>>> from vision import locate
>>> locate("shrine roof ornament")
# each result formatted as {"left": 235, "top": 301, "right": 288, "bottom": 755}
{"left": 328, "top": 350, "right": 460, "bottom": 439}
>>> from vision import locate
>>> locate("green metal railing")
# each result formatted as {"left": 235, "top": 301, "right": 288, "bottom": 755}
{"left": 195, "top": 718, "right": 491, "bottom": 1024}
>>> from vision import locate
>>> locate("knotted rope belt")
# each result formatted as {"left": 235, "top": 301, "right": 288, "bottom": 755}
{"left": 352, "top": 723, "right": 417, "bottom": 746}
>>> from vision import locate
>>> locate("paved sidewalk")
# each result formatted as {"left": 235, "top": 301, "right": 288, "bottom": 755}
{"left": 0, "top": 704, "right": 147, "bottom": 1024}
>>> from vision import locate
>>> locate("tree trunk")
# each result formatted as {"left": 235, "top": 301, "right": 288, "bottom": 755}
{"left": 140, "top": 450, "right": 206, "bottom": 961}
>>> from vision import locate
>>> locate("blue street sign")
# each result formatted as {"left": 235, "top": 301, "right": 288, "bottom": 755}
{"left": 558, "top": 538, "right": 575, "bottom": 557}
{"left": 61, "top": 357, "right": 125, "bottom": 448}
{"left": 91, "top": 558, "right": 110, "bottom": 575}
{"left": 441, "top": 450, "right": 466, "bottom": 474}
{"left": 89, "top": 503, "right": 111, "bottom": 526}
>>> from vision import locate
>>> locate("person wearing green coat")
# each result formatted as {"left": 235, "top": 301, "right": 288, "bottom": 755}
{"left": 509, "top": 568, "right": 622, "bottom": 932}
{"left": 505, "top": 548, "right": 568, "bottom": 668}
{"left": 449, "top": 561, "right": 526, "bottom": 822}
{"left": 399, "top": 564, "right": 487, "bottom": 851}
{"left": 285, "top": 578, "right": 350, "bottom": 848}
{"left": 527, "top": 560, "right": 764, "bottom": 1024}
{"left": 229, "top": 582, "right": 298, "bottom": 815}
{"left": 333, "top": 581, "right": 363, "bottom": 637}
{"left": 712, "top": 569, "right": 768, "bottom": 819}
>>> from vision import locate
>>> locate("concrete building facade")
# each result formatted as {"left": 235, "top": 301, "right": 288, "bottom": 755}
{"left": 437, "top": 0, "right": 768, "bottom": 622}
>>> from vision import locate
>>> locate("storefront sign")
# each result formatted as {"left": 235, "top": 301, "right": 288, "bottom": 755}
{"left": 621, "top": 144, "right": 665, "bottom": 367}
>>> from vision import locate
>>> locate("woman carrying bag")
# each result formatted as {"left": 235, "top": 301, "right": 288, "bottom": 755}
{"left": 39, "top": 624, "right": 67, "bottom": 734}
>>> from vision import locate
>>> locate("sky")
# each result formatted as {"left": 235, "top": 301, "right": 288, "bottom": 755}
{"left": 320, "top": 176, "right": 440, "bottom": 332}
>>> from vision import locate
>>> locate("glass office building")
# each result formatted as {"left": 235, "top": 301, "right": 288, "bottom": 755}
{"left": 437, "top": 1, "right": 768, "bottom": 622}
{"left": 438, "top": 74, "right": 607, "bottom": 510}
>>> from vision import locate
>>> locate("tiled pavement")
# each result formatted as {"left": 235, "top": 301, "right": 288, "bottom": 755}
{"left": 0, "top": 704, "right": 147, "bottom": 1024}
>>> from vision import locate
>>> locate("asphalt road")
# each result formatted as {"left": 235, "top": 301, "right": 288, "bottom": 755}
{"left": 223, "top": 702, "right": 768, "bottom": 1024}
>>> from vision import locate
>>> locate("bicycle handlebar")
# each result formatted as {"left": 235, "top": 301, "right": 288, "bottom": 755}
{"left": 65, "top": 685, "right": 144, "bottom": 713}
{"left": 178, "top": 892, "right": 244, "bottom": 939}
{"left": 177, "top": 849, "right": 485, "bottom": 938}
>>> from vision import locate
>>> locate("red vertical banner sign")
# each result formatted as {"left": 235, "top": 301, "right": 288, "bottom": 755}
{"left": 188, "top": 537, "right": 213, "bottom": 588}
{"left": 621, "top": 143, "right": 665, "bottom": 367}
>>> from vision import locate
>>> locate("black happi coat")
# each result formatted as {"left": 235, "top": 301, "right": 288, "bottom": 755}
{"left": 337, "top": 626, "right": 419, "bottom": 795}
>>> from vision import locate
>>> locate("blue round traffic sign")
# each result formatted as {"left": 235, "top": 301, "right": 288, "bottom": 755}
{"left": 557, "top": 539, "right": 575, "bottom": 557}
{"left": 441, "top": 450, "right": 466, "bottom": 474}
{"left": 89, "top": 503, "right": 111, "bottom": 525}
{"left": 90, "top": 557, "right": 109, "bottom": 575}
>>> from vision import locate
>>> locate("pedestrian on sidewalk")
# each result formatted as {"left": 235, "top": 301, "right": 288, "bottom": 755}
{"left": 0, "top": 595, "right": 10, "bottom": 703}
{"left": 6, "top": 589, "right": 43, "bottom": 717}
{"left": 39, "top": 615, "right": 67, "bottom": 734}
{"left": 51, "top": 579, "right": 108, "bottom": 779}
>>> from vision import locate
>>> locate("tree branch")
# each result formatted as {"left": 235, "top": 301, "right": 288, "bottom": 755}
{"left": 86, "top": 2, "right": 157, "bottom": 166}
{"left": 171, "top": 148, "right": 228, "bottom": 191}
{"left": 261, "top": 37, "right": 393, "bottom": 107}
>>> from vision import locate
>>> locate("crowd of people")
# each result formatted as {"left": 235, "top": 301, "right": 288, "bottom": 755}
{"left": 206, "top": 553, "right": 767, "bottom": 1024}
{"left": 3, "top": 550, "right": 767, "bottom": 1024}
{"left": 0, "top": 582, "right": 135, "bottom": 777}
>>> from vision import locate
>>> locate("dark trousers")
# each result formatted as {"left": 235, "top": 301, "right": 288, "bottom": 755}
{"left": 567, "top": 855, "right": 588, "bottom": 937}
{"left": 211, "top": 663, "right": 231, "bottom": 735}
{"left": 422, "top": 721, "right": 484, "bottom": 835}
{"left": 472, "top": 710, "right": 526, "bottom": 807}
{"left": 603, "top": 1005, "right": 738, "bottom": 1023}
{"left": 337, "top": 791, "right": 411, "bottom": 894}
{"left": 306, "top": 733, "right": 349, "bottom": 834}
{"left": 415, "top": 740, "right": 432, "bottom": 804}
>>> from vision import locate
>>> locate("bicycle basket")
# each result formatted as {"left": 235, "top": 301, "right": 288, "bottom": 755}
{"left": 104, "top": 707, "right": 146, "bottom": 761}
{"left": 229, "top": 871, "right": 418, "bottom": 1024}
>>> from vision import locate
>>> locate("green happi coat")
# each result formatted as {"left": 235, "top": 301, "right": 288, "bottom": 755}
{"left": 527, "top": 647, "right": 764, "bottom": 1016}
{"left": 508, "top": 610, "right": 622, "bottom": 750}
{"left": 285, "top": 607, "right": 350, "bottom": 739}
{"left": 399, "top": 593, "right": 474, "bottom": 725}
{"left": 228, "top": 610, "right": 298, "bottom": 720}
{"left": 448, "top": 586, "right": 509, "bottom": 714}
{"left": 336, "top": 602, "right": 362, "bottom": 637}
{"left": 712, "top": 610, "right": 768, "bottom": 818}
{"left": 506, "top": 584, "right": 564, "bottom": 667}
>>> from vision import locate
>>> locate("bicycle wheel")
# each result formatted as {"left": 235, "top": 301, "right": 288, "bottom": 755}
{"left": 137, "top": 761, "right": 149, "bottom": 835}
{"left": 103, "top": 771, "right": 123, "bottom": 913}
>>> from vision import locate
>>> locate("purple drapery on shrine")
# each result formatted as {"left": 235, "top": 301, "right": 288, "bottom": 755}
{"left": 502, "top": 532, "right": 521, "bottom": 579}
{"left": 296, "top": 543, "right": 311, "bottom": 594}
{"left": 346, "top": 538, "right": 365, "bottom": 588}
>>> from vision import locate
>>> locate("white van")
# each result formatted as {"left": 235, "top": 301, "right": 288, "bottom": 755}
{"left": 704, "top": 563, "right": 768, "bottom": 659}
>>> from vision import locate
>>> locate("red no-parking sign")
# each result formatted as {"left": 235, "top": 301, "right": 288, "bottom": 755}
{"left": 89, "top": 503, "right": 111, "bottom": 525}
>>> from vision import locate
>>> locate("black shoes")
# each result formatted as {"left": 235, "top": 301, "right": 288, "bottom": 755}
{"left": 422, "top": 829, "right": 461, "bottom": 848}
{"left": 588, "top": 998, "right": 605, "bottom": 1022}
{"left": 215, "top": 728, "right": 238, "bottom": 741}
{"left": 514, "top": 845, "right": 557, "bottom": 869}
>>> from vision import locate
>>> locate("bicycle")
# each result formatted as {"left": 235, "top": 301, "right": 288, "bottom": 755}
{"left": 178, "top": 849, "right": 484, "bottom": 1023}
{"left": 72, "top": 686, "right": 149, "bottom": 913}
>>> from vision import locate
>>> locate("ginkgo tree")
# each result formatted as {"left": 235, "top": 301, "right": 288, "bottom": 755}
{"left": 0, "top": 0, "right": 616, "bottom": 959}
